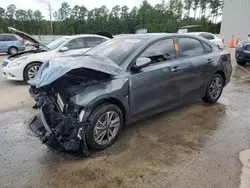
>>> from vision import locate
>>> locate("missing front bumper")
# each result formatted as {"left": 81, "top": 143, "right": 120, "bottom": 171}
{"left": 28, "top": 110, "right": 91, "bottom": 159}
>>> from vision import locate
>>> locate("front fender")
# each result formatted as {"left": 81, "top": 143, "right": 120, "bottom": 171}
{"left": 70, "top": 77, "right": 130, "bottom": 122}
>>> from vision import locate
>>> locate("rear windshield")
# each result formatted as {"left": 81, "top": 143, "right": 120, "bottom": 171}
{"left": 86, "top": 38, "right": 146, "bottom": 65}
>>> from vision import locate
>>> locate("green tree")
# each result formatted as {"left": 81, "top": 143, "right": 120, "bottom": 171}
{"left": 199, "top": 0, "right": 208, "bottom": 18}
{"left": 193, "top": 0, "right": 199, "bottom": 19}
{"left": 58, "top": 2, "right": 71, "bottom": 21}
{"left": 5, "top": 4, "right": 16, "bottom": 20}
{"left": 128, "top": 6, "right": 138, "bottom": 33}
{"left": 0, "top": 7, "right": 5, "bottom": 20}
{"left": 33, "top": 10, "right": 43, "bottom": 21}
{"left": 120, "top": 6, "right": 129, "bottom": 33}
{"left": 210, "top": 0, "right": 222, "bottom": 23}
{"left": 184, "top": 0, "right": 193, "bottom": 18}
{"left": 138, "top": 0, "right": 152, "bottom": 28}
{"left": 109, "top": 5, "right": 121, "bottom": 34}
{"left": 27, "top": 9, "right": 33, "bottom": 20}
{"left": 0, "top": 1, "right": 222, "bottom": 35}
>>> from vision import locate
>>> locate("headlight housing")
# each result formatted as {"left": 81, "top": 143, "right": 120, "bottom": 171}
{"left": 8, "top": 57, "right": 28, "bottom": 67}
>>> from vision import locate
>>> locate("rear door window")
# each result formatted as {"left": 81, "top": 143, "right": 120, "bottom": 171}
{"left": 5, "top": 35, "right": 18, "bottom": 41}
{"left": 85, "top": 37, "right": 106, "bottom": 48}
{"left": 202, "top": 42, "right": 212, "bottom": 53}
{"left": 178, "top": 37, "right": 204, "bottom": 57}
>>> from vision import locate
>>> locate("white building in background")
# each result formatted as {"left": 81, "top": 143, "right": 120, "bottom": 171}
{"left": 220, "top": 0, "right": 250, "bottom": 46}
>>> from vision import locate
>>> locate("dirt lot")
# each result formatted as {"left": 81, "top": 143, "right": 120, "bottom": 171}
{"left": 1, "top": 50, "right": 250, "bottom": 188}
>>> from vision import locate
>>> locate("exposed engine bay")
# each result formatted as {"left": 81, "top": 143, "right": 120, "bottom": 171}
{"left": 29, "top": 68, "right": 110, "bottom": 157}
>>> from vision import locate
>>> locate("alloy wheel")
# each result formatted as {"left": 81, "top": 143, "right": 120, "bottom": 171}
{"left": 93, "top": 111, "right": 121, "bottom": 145}
{"left": 28, "top": 65, "right": 40, "bottom": 80}
{"left": 209, "top": 77, "right": 223, "bottom": 100}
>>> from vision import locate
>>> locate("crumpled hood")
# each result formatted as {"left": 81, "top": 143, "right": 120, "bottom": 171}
{"left": 28, "top": 54, "right": 122, "bottom": 88}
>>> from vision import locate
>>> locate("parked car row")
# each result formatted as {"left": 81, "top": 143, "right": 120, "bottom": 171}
{"left": 2, "top": 27, "right": 110, "bottom": 81}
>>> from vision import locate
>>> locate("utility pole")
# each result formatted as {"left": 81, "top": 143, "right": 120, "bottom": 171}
{"left": 45, "top": 1, "right": 53, "bottom": 35}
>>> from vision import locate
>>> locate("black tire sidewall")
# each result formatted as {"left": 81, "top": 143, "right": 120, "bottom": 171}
{"left": 24, "top": 62, "right": 41, "bottom": 82}
{"left": 9, "top": 47, "right": 18, "bottom": 55}
{"left": 86, "top": 104, "right": 123, "bottom": 150}
{"left": 203, "top": 74, "right": 224, "bottom": 104}
{"left": 237, "top": 61, "right": 246, "bottom": 66}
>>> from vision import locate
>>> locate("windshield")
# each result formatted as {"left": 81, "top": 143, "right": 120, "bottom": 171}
{"left": 86, "top": 38, "right": 146, "bottom": 65}
{"left": 47, "top": 37, "right": 69, "bottom": 50}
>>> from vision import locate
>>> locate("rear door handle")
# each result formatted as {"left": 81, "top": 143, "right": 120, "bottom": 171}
{"left": 207, "top": 59, "right": 213, "bottom": 64}
{"left": 171, "top": 66, "right": 181, "bottom": 72}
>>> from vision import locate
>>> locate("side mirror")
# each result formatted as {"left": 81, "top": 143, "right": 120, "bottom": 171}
{"left": 59, "top": 47, "right": 68, "bottom": 52}
{"left": 133, "top": 57, "right": 151, "bottom": 70}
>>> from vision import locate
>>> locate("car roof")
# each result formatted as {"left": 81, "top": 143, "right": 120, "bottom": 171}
{"left": 66, "top": 34, "right": 109, "bottom": 39}
{"left": 0, "top": 33, "right": 16, "bottom": 35}
{"left": 187, "top": 32, "right": 214, "bottom": 35}
{"left": 113, "top": 33, "right": 212, "bottom": 41}
{"left": 115, "top": 33, "right": 176, "bottom": 40}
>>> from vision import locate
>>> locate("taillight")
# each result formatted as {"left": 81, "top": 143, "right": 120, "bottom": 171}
{"left": 19, "top": 39, "right": 24, "bottom": 44}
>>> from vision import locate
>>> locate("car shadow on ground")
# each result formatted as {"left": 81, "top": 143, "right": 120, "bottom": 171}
{"left": 30, "top": 98, "right": 225, "bottom": 162}
{"left": 0, "top": 53, "right": 8, "bottom": 57}
{"left": 35, "top": 99, "right": 224, "bottom": 163}
{"left": 2, "top": 79, "right": 27, "bottom": 86}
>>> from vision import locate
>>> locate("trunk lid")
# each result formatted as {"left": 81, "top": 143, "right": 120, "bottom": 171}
{"left": 28, "top": 54, "right": 122, "bottom": 88}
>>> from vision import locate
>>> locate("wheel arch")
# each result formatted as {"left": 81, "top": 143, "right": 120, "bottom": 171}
{"left": 85, "top": 97, "right": 127, "bottom": 124}
{"left": 214, "top": 70, "right": 226, "bottom": 86}
{"left": 8, "top": 46, "right": 18, "bottom": 53}
{"left": 23, "top": 61, "right": 43, "bottom": 80}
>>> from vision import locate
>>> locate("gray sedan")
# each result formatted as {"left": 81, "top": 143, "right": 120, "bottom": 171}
{"left": 29, "top": 33, "right": 232, "bottom": 157}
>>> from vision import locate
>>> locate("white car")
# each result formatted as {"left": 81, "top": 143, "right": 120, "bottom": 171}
{"left": 2, "top": 27, "right": 110, "bottom": 81}
{"left": 186, "top": 32, "right": 224, "bottom": 48}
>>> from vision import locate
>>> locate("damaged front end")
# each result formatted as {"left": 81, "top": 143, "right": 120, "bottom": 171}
{"left": 28, "top": 55, "right": 122, "bottom": 158}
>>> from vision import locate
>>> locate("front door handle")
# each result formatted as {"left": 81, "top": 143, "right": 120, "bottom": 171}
{"left": 171, "top": 66, "right": 181, "bottom": 72}
{"left": 207, "top": 59, "right": 213, "bottom": 64}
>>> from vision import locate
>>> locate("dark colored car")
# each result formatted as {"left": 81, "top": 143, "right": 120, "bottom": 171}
{"left": 0, "top": 34, "right": 25, "bottom": 55}
{"left": 29, "top": 33, "right": 232, "bottom": 157}
{"left": 235, "top": 37, "right": 250, "bottom": 65}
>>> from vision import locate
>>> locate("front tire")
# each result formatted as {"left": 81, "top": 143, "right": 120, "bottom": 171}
{"left": 202, "top": 74, "right": 224, "bottom": 104}
{"left": 237, "top": 61, "right": 246, "bottom": 66}
{"left": 24, "top": 62, "right": 41, "bottom": 82}
{"left": 86, "top": 104, "right": 123, "bottom": 150}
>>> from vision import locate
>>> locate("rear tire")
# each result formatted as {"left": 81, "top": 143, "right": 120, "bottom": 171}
{"left": 24, "top": 62, "right": 41, "bottom": 82}
{"left": 237, "top": 61, "right": 246, "bottom": 66}
{"left": 202, "top": 73, "right": 224, "bottom": 104}
{"left": 86, "top": 103, "right": 123, "bottom": 151}
{"left": 8, "top": 47, "right": 18, "bottom": 55}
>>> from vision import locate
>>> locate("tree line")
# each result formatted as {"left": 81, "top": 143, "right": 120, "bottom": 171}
{"left": 0, "top": 0, "right": 223, "bottom": 36}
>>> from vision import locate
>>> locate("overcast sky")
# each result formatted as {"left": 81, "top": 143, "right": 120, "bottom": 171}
{"left": 1, "top": 0, "right": 161, "bottom": 19}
